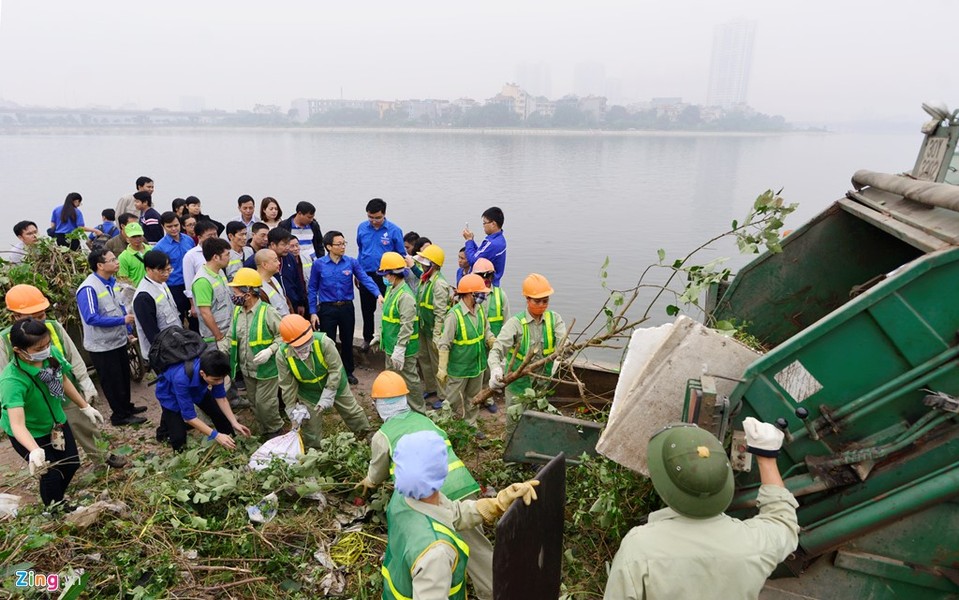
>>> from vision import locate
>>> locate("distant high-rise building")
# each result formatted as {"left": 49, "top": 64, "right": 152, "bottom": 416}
{"left": 706, "top": 20, "right": 756, "bottom": 108}
{"left": 573, "top": 62, "right": 606, "bottom": 97}
{"left": 514, "top": 62, "right": 552, "bottom": 98}
{"left": 179, "top": 96, "right": 206, "bottom": 113}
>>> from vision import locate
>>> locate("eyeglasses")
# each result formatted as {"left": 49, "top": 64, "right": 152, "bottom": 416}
{"left": 367, "top": 214, "right": 385, "bottom": 222}
{"left": 331, "top": 242, "right": 347, "bottom": 247}
{"left": 103, "top": 257, "right": 119, "bottom": 263}
{"left": 482, "top": 220, "right": 492, "bottom": 225}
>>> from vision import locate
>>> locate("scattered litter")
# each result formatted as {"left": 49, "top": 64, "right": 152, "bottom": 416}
{"left": 0, "top": 493, "right": 21, "bottom": 519}
{"left": 65, "top": 498, "right": 131, "bottom": 529}
{"left": 333, "top": 500, "right": 369, "bottom": 528}
{"left": 247, "top": 492, "right": 279, "bottom": 524}
{"left": 179, "top": 548, "right": 198, "bottom": 561}
{"left": 319, "top": 570, "right": 346, "bottom": 596}
{"left": 80, "top": 553, "right": 103, "bottom": 563}
{"left": 288, "top": 403, "right": 310, "bottom": 426}
{"left": 249, "top": 430, "right": 303, "bottom": 471}
{"left": 330, "top": 527, "right": 367, "bottom": 566}
{"left": 313, "top": 540, "right": 337, "bottom": 570}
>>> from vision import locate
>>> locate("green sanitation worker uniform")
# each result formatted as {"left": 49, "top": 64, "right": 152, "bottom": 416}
{"left": 0, "top": 284, "right": 116, "bottom": 467}
{"left": 436, "top": 274, "right": 496, "bottom": 431}
{"left": 604, "top": 421, "right": 799, "bottom": 600}
{"left": 488, "top": 274, "right": 566, "bottom": 433}
{"left": 382, "top": 430, "right": 539, "bottom": 600}
{"left": 377, "top": 251, "right": 425, "bottom": 414}
{"left": 276, "top": 315, "right": 370, "bottom": 448}
{"left": 357, "top": 371, "right": 494, "bottom": 600}
{"left": 227, "top": 268, "right": 284, "bottom": 437}
{"left": 414, "top": 244, "right": 453, "bottom": 405}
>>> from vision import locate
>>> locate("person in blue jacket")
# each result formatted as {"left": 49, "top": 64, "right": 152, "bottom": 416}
{"left": 154, "top": 349, "right": 251, "bottom": 452}
{"left": 462, "top": 206, "right": 507, "bottom": 287}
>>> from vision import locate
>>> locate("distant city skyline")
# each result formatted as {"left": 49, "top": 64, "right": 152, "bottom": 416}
{"left": 0, "top": 1, "right": 954, "bottom": 124}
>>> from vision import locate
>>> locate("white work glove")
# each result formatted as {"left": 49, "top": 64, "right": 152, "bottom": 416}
{"left": 390, "top": 345, "right": 406, "bottom": 371}
{"left": 489, "top": 366, "right": 505, "bottom": 391}
{"left": 28, "top": 448, "right": 49, "bottom": 477}
{"left": 216, "top": 337, "right": 231, "bottom": 353}
{"left": 80, "top": 405, "right": 105, "bottom": 426}
{"left": 370, "top": 332, "right": 381, "bottom": 352}
{"left": 252, "top": 348, "right": 274, "bottom": 366}
{"left": 743, "top": 416, "right": 785, "bottom": 457}
{"left": 83, "top": 389, "right": 98, "bottom": 405}
{"left": 318, "top": 388, "right": 336, "bottom": 411}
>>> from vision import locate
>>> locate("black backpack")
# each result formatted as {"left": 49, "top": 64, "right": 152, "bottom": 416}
{"left": 148, "top": 326, "right": 208, "bottom": 376}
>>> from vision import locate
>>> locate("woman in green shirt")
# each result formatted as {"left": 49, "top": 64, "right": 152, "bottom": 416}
{"left": 0, "top": 318, "right": 103, "bottom": 505}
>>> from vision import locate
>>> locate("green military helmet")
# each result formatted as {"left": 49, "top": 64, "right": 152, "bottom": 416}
{"left": 647, "top": 423, "right": 734, "bottom": 518}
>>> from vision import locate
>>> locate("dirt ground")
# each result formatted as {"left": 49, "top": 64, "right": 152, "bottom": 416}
{"left": 0, "top": 347, "right": 508, "bottom": 508}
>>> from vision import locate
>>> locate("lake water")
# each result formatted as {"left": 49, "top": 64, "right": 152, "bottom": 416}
{"left": 0, "top": 128, "right": 921, "bottom": 353}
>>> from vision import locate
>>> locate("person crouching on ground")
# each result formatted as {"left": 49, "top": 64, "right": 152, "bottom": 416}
{"left": 276, "top": 315, "right": 372, "bottom": 449}
{"left": 153, "top": 349, "right": 251, "bottom": 452}
{"left": 382, "top": 430, "right": 539, "bottom": 600}
{"left": 0, "top": 318, "right": 105, "bottom": 505}
{"left": 359, "top": 372, "right": 495, "bottom": 600}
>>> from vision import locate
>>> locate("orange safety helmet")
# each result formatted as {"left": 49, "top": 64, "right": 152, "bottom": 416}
{"left": 371, "top": 371, "right": 410, "bottom": 399}
{"left": 5, "top": 284, "right": 51, "bottom": 315}
{"left": 471, "top": 257, "right": 495, "bottom": 276}
{"left": 522, "top": 273, "right": 554, "bottom": 299}
{"left": 279, "top": 314, "right": 314, "bottom": 347}
{"left": 457, "top": 273, "right": 490, "bottom": 294}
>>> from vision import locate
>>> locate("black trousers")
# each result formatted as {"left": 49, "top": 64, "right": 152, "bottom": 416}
{"left": 161, "top": 391, "right": 235, "bottom": 452}
{"left": 359, "top": 271, "right": 387, "bottom": 343}
{"left": 319, "top": 302, "right": 356, "bottom": 375}
{"left": 89, "top": 345, "right": 134, "bottom": 423}
{"left": 55, "top": 234, "right": 80, "bottom": 251}
{"left": 168, "top": 284, "right": 198, "bottom": 332}
{"left": 10, "top": 424, "right": 80, "bottom": 505}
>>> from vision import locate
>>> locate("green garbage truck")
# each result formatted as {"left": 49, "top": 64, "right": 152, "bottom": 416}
{"left": 709, "top": 103, "right": 959, "bottom": 598}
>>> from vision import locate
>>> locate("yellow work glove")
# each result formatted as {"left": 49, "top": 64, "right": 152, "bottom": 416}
{"left": 354, "top": 476, "right": 377, "bottom": 497}
{"left": 475, "top": 479, "right": 540, "bottom": 524}
{"left": 486, "top": 335, "right": 496, "bottom": 349}
{"left": 437, "top": 349, "right": 450, "bottom": 385}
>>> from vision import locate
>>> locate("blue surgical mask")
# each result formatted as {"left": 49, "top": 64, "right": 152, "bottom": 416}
{"left": 473, "top": 292, "right": 488, "bottom": 305}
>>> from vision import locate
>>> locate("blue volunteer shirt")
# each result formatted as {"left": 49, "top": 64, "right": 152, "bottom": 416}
{"left": 465, "top": 230, "right": 507, "bottom": 287}
{"left": 153, "top": 233, "right": 196, "bottom": 286}
{"left": 51, "top": 205, "right": 85, "bottom": 234}
{"left": 356, "top": 219, "right": 405, "bottom": 273}
{"left": 307, "top": 255, "right": 382, "bottom": 313}
{"left": 155, "top": 358, "right": 226, "bottom": 420}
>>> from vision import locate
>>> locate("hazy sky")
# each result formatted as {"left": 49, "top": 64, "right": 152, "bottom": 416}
{"left": 0, "top": 0, "right": 954, "bottom": 122}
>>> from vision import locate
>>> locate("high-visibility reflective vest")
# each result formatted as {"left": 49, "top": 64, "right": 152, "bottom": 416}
{"left": 230, "top": 302, "right": 277, "bottom": 379}
{"left": 447, "top": 303, "right": 488, "bottom": 379}
{"left": 379, "top": 411, "right": 480, "bottom": 501}
{"left": 77, "top": 273, "right": 128, "bottom": 352}
{"left": 506, "top": 310, "right": 557, "bottom": 395}
{"left": 381, "top": 283, "right": 419, "bottom": 356}
{"left": 416, "top": 272, "right": 450, "bottom": 335}
{"left": 382, "top": 492, "right": 468, "bottom": 600}
{"left": 486, "top": 287, "right": 506, "bottom": 336}
{"left": 192, "top": 266, "right": 232, "bottom": 343}
{"left": 279, "top": 332, "right": 347, "bottom": 405}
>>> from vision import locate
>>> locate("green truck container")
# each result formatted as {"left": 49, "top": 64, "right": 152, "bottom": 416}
{"left": 709, "top": 104, "right": 959, "bottom": 598}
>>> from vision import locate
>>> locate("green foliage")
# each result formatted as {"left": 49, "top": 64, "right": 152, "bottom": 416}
{"left": 0, "top": 235, "right": 90, "bottom": 329}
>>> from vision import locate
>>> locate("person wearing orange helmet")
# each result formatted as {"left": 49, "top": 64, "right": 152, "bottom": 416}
{"left": 227, "top": 268, "right": 285, "bottom": 439}
{"left": 0, "top": 284, "right": 127, "bottom": 469}
{"left": 488, "top": 273, "right": 567, "bottom": 433}
{"left": 436, "top": 274, "right": 496, "bottom": 436}
{"left": 414, "top": 244, "right": 453, "bottom": 410}
{"left": 470, "top": 258, "right": 510, "bottom": 414}
{"left": 276, "top": 314, "right": 371, "bottom": 448}
{"left": 376, "top": 251, "right": 426, "bottom": 414}
{"left": 358, "top": 371, "right": 496, "bottom": 600}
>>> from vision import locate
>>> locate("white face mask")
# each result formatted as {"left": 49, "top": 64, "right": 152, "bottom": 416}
{"left": 22, "top": 346, "right": 51, "bottom": 362}
{"left": 375, "top": 396, "right": 410, "bottom": 421}
{"left": 292, "top": 343, "right": 312, "bottom": 360}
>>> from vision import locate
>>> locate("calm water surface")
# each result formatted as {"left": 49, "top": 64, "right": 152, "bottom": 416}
{"left": 0, "top": 129, "right": 920, "bottom": 351}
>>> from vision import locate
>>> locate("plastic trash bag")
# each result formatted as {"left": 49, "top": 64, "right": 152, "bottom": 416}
{"left": 247, "top": 492, "right": 279, "bottom": 524}
{"left": 248, "top": 429, "right": 304, "bottom": 471}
